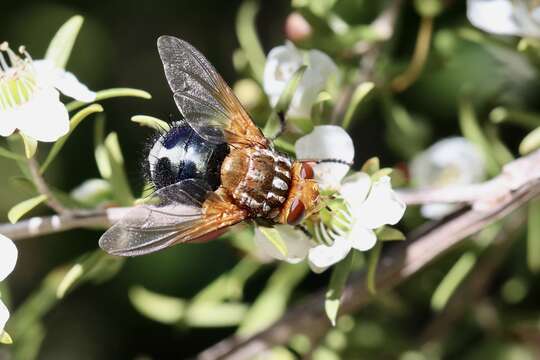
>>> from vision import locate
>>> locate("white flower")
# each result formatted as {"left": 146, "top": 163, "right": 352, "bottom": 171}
{"left": 0, "top": 234, "right": 18, "bottom": 334}
{"left": 263, "top": 42, "right": 337, "bottom": 119}
{"left": 467, "top": 0, "right": 540, "bottom": 38}
{"left": 255, "top": 125, "right": 406, "bottom": 273}
{"left": 0, "top": 42, "right": 95, "bottom": 142}
{"left": 410, "top": 137, "right": 486, "bottom": 219}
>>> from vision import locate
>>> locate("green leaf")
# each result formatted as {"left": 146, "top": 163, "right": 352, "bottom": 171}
{"left": 0, "top": 331, "right": 13, "bottom": 344}
{"left": 192, "top": 258, "right": 261, "bottom": 303}
{"left": 0, "top": 146, "right": 26, "bottom": 161}
{"left": 258, "top": 226, "right": 288, "bottom": 257}
{"left": 66, "top": 88, "right": 151, "bottom": 112}
{"left": 236, "top": 0, "right": 266, "bottom": 83}
{"left": 131, "top": 115, "right": 171, "bottom": 132}
{"left": 527, "top": 200, "right": 540, "bottom": 273}
{"left": 129, "top": 286, "right": 186, "bottom": 324}
{"left": 263, "top": 65, "right": 307, "bottom": 139}
{"left": 366, "top": 242, "right": 382, "bottom": 295}
{"left": 7, "top": 195, "right": 47, "bottom": 224}
{"left": 40, "top": 104, "right": 104, "bottom": 173}
{"left": 519, "top": 126, "right": 540, "bottom": 155}
{"left": 104, "top": 132, "right": 135, "bottom": 205}
{"left": 485, "top": 125, "right": 514, "bottom": 165}
{"left": 19, "top": 133, "right": 37, "bottom": 158}
{"left": 237, "top": 263, "right": 308, "bottom": 336}
{"left": 56, "top": 250, "right": 124, "bottom": 299}
{"left": 458, "top": 97, "right": 500, "bottom": 176}
{"left": 325, "top": 252, "right": 353, "bottom": 326}
{"left": 45, "top": 15, "right": 84, "bottom": 69}
{"left": 94, "top": 116, "right": 111, "bottom": 179}
{"left": 342, "top": 82, "right": 375, "bottom": 129}
{"left": 431, "top": 251, "right": 477, "bottom": 311}
{"left": 376, "top": 226, "right": 406, "bottom": 241}
{"left": 185, "top": 302, "right": 249, "bottom": 327}
{"left": 490, "top": 107, "right": 540, "bottom": 130}
{"left": 360, "top": 157, "right": 380, "bottom": 175}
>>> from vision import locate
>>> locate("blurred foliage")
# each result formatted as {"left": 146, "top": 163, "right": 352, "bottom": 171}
{"left": 1, "top": 0, "right": 540, "bottom": 359}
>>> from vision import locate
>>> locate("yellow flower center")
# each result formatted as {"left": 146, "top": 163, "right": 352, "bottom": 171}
{"left": 0, "top": 42, "right": 37, "bottom": 111}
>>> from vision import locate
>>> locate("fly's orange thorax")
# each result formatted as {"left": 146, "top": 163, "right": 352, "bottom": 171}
{"left": 220, "top": 147, "right": 293, "bottom": 219}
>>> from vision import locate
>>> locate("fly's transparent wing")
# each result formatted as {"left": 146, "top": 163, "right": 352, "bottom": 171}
{"left": 99, "top": 179, "right": 247, "bottom": 257}
{"left": 157, "top": 36, "right": 267, "bottom": 147}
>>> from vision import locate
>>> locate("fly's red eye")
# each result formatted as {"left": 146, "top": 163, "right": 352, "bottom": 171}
{"left": 300, "top": 163, "right": 314, "bottom": 179}
{"left": 287, "top": 198, "right": 306, "bottom": 225}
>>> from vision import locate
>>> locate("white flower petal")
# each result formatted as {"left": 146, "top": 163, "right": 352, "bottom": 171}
{"left": 17, "top": 88, "right": 70, "bottom": 142}
{"left": 340, "top": 172, "right": 371, "bottom": 212}
{"left": 0, "top": 300, "right": 9, "bottom": 333}
{"left": 308, "top": 236, "right": 351, "bottom": 273}
{"left": 349, "top": 225, "right": 377, "bottom": 251}
{"left": 263, "top": 42, "right": 304, "bottom": 107}
{"left": 295, "top": 125, "right": 354, "bottom": 188}
{"left": 467, "top": 0, "right": 522, "bottom": 35}
{"left": 421, "top": 203, "right": 460, "bottom": 220}
{"left": 410, "top": 137, "right": 485, "bottom": 189}
{"left": 0, "top": 110, "right": 18, "bottom": 137}
{"left": 52, "top": 70, "right": 96, "bottom": 102}
{"left": 254, "top": 225, "right": 311, "bottom": 264}
{"left": 0, "top": 234, "right": 17, "bottom": 282}
{"left": 34, "top": 60, "right": 96, "bottom": 102}
{"left": 355, "top": 176, "right": 406, "bottom": 229}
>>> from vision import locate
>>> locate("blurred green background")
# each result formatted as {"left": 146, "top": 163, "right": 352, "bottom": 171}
{"left": 2, "top": 0, "right": 540, "bottom": 359}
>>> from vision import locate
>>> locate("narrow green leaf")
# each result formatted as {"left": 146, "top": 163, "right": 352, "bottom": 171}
{"left": 527, "top": 200, "right": 540, "bottom": 273}
{"left": 104, "top": 132, "right": 135, "bottom": 205}
{"left": 366, "top": 242, "right": 382, "bottom": 295}
{"left": 485, "top": 125, "right": 514, "bottom": 165}
{"left": 45, "top": 15, "right": 84, "bottom": 69}
{"left": 360, "top": 157, "right": 380, "bottom": 175}
{"left": 519, "top": 126, "right": 540, "bottom": 155}
{"left": 236, "top": 0, "right": 266, "bottom": 83}
{"left": 40, "top": 104, "right": 104, "bottom": 173}
{"left": 185, "top": 302, "right": 249, "bottom": 327}
{"left": 0, "top": 331, "right": 13, "bottom": 344}
{"left": 342, "top": 82, "right": 375, "bottom": 129}
{"left": 193, "top": 258, "right": 261, "bottom": 303}
{"left": 19, "top": 133, "right": 37, "bottom": 158}
{"left": 66, "top": 88, "right": 151, "bottom": 112}
{"left": 0, "top": 146, "right": 26, "bottom": 161}
{"left": 263, "top": 65, "right": 307, "bottom": 139}
{"left": 7, "top": 136, "right": 32, "bottom": 179}
{"left": 258, "top": 226, "right": 288, "bottom": 257}
{"left": 94, "top": 116, "right": 111, "bottom": 179}
{"left": 490, "top": 107, "right": 540, "bottom": 130}
{"left": 238, "top": 263, "right": 308, "bottom": 336}
{"left": 458, "top": 97, "right": 500, "bottom": 176}
{"left": 7, "top": 195, "right": 47, "bottom": 224}
{"left": 431, "top": 251, "right": 477, "bottom": 311}
{"left": 376, "top": 226, "right": 406, "bottom": 241}
{"left": 129, "top": 286, "right": 186, "bottom": 324}
{"left": 325, "top": 252, "right": 353, "bottom": 326}
{"left": 131, "top": 115, "right": 171, "bottom": 132}
{"left": 56, "top": 250, "right": 124, "bottom": 299}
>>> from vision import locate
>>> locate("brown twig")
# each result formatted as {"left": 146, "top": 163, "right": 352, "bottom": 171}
{"left": 27, "top": 157, "right": 69, "bottom": 215}
{"left": 198, "top": 151, "right": 540, "bottom": 360}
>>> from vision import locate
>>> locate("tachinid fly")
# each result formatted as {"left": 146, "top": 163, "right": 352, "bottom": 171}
{"left": 99, "top": 36, "right": 320, "bottom": 256}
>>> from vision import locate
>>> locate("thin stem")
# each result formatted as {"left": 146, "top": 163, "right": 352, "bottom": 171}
{"left": 27, "top": 157, "right": 69, "bottom": 215}
{"left": 391, "top": 16, "right": 433, "bottom": 92}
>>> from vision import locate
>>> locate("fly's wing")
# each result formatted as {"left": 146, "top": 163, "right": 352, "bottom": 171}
{"left": 157, "top": 35, "right": 268, "bottom": 148}
{"left": 99, "top": 179, "right": 248, "bottom": 257}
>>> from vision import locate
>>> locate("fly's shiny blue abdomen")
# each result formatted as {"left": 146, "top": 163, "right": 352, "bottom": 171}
{"left": 148, "top": 121, "right": 229, "bottom": 190}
